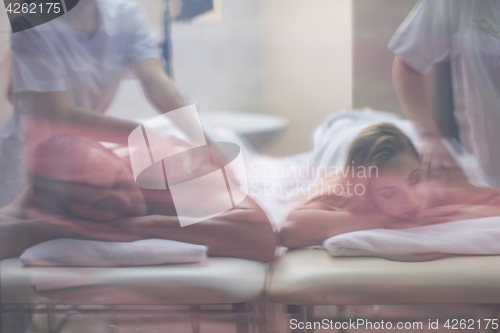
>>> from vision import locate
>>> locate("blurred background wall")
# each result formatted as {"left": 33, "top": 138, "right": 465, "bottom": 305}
{"left": 352, "top": 0, "right": 418, "bottom": 115}
{"left": 259, "top": 0, "right": 352, "bottom": 155}
{"left": 168, "top": 0, "right": 352, "bottom": 156}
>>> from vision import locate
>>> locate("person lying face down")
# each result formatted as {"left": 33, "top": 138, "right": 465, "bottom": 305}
{"left": 1, "top": 134, "right": 276, "bottom": 262}
{"left": 281, "top": 122, "right": 500, "bottom": 249}
{"left": 31, "top": 135, "right": 148, "bottom": 221}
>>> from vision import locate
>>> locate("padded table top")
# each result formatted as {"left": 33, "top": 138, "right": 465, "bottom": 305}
{"left": 267, "top": 249, "right": 500, "bottom": 305}
{"left": 1, "top": 257, "right": 267, "bottom": 305}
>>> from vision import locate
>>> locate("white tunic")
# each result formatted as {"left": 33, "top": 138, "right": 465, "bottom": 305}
{"left": 0, "top": 0, "right": 160, "bottom": 206}
{"left": 389, "top": 0, "right": 500, "bottom": 188}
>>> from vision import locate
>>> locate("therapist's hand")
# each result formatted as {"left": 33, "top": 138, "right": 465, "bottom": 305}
{"left": 392, "top": 56, "right": 467, "bottom": 185}
{"left": 418, "top": 136, "right": 464, "bottom": 184}
{"left": 132, "top": 127, "right": 213, "bottom": 181}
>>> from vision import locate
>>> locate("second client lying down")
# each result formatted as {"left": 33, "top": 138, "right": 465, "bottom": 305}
{"left": 0, "top": 135, "right": 276, "bottom": 262}
{"left": 281, "top": 122, "right": 500, "bottom": 248}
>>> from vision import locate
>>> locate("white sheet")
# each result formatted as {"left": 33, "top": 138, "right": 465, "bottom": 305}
{"left": 20, "top": 238, "right": 207, "bottom": 267}
{"left": 323, "top": 216, "right": 500, "bottom": 261}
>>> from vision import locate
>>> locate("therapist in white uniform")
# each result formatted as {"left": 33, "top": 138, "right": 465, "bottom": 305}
{"left": 0, "top": 0, "right": 196, "bottom": 206}
{"left": 390, "top": 0, "right": 500, "bottom": 188}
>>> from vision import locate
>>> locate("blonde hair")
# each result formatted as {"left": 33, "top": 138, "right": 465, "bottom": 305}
{"left": 307, "top": 122, "right": 419, "bottom": 211}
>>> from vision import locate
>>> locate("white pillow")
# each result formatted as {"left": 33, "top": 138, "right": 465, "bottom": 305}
{"left": 20, "top": 238, "right": 207, "bottom": 267}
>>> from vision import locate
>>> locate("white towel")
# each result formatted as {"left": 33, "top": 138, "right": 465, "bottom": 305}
{"left": 20, "top": 238, "right": 207, "bottom": 267}
{"left": 323, "top": 216, "right": 500, "bottom": 261}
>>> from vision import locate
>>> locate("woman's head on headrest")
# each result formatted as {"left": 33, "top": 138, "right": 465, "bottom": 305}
{"left": 346, "top": 122, "right": 419, "bottom": 170}
{"left": 311, "top": 123, "right": 429, "bottom": 220}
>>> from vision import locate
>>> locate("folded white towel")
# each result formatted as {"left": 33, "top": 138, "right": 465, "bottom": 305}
{"left": 323, "top": 216, "right": 500, "bottom": 261}
{"left": 20, "top": 238, "right": 207, "bottom": 267}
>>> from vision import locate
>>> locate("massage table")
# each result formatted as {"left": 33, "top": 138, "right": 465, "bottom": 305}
{"left": 267, "top": 248, "right": 500, "bottom": 333}
{"left": 0, "top": 257, "right": 268, "bottom": 333}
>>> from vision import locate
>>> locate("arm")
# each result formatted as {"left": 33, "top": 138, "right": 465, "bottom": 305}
{"left": 392, "top": 56, "right": 440, "bottom": 137}
{"left": 135, "top": 59, "right": 232, "bottom": 166}
{"left": 135, "top": 59, "right": 186, "bottom": 113}
{"left": 280, "top": 202, "right": 394, "bottom": 248}
{"left": 28, "top": 62, "right": 191, "bottom": 146}
{"left": 135, "top": 59, "right": 205, "bottom": 141}
{"left": 135, "top": 60, "right": 241, "bottom": 174}
{"left": 281, "top": 199, "right": 453, "bottom": 248}
{"left": 29, "top": 91, "right": 139, "bottom": 145}
{"left": 392, "top": 55, "right": 457, "bottom": 172}
{"left": 137, "top": 196, "right": 277, "bottom": 262}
